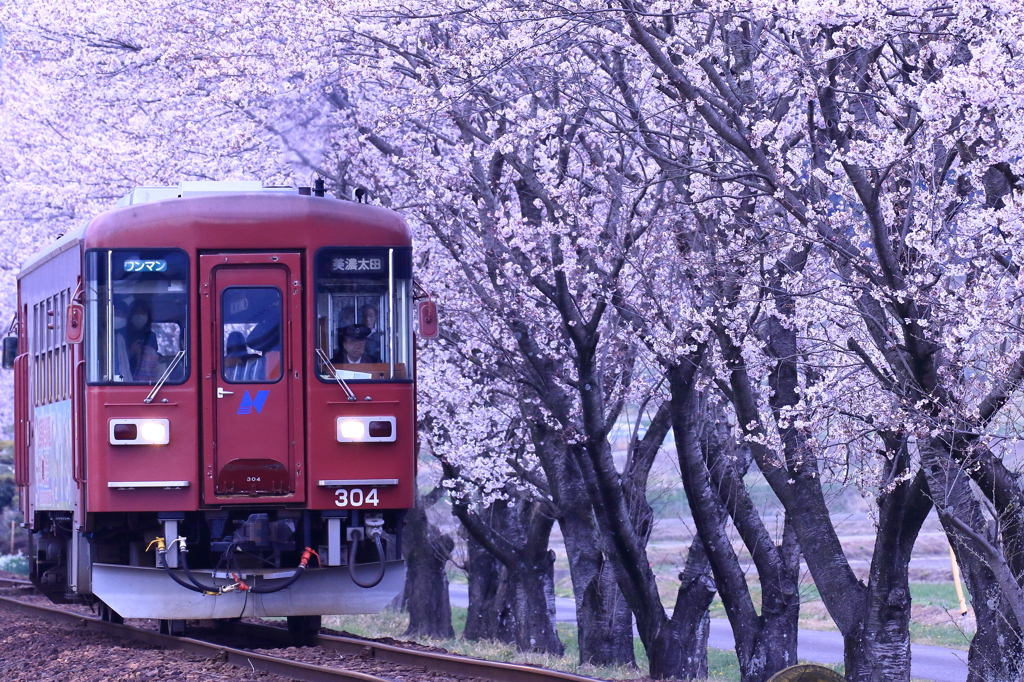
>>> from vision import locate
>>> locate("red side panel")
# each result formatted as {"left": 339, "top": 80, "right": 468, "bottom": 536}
{"left": 14, "top": 353, "right": 29, "bottom": 489}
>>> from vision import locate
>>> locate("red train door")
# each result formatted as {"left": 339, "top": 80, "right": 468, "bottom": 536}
{"left": 199, "top": 253, "right": 305, "bottom": 502}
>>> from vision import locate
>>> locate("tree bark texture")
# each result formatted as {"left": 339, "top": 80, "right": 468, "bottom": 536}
{"left": 843, "top": 449, "right": 932, "bottom": 682}
{"left": 669, "top": 364, "right": 800, "bottom": 682}
{"left": 402, "top": 488, "right": 455, "bottom": 640}
{"left": 556, "top": 480, "right": 636, "bottom": 666}
{"left": 718, "top": 320, "right": 930, "bottom": 682}
{"left": 511, "top": 310, "right": 682, "bottom": 670}
{"left": 449, "top": 490, "right": 564, "bottom": 655}
{"left": 921, "top": 439, "right": 1024, "bottom": 682}
{"left": 530, "top": 419, "right": 636, "bottom": 666}
{"left": 567, "top": 349, "right": 716, "bottom": 679}
{"left": 463, "top": 532, "right": 514, "bottom": 643}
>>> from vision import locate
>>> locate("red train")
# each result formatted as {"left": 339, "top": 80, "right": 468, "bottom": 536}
{"left": 5, "top": 181, "right": 426, "bottom": 634}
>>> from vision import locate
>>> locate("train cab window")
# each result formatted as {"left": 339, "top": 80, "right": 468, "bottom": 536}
{"left": 221, "top": 287, "right": 282, "bottom": 383}
{"left": 314, "top": 247, "right": 413, "bottom": 382}
{"left": 84, "top": 249, "right": 189, "bottom": 385}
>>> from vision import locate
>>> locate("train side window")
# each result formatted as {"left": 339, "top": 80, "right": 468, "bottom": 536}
{"left": 313, "top": 247, "right": 414, "bottom": 382}
{"left": 84, "top": 249, "right": 190, "bottom": 385}
{"left": 32, "top": 303, "right": 39, "bottom": 406}
{"left": 221, "top": 287, "right": 283, "bottom": 383}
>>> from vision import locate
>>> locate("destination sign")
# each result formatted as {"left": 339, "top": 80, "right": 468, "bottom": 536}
{"left": 123, "top": 259, "right": 168, "bottom": 273}
{"left": 332, "top": 256, "right": 383, "bottom": 273}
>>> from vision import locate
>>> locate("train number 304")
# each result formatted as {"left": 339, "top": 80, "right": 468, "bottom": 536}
{"left": 334, "top": 488, "right": 380, "bottom": 507}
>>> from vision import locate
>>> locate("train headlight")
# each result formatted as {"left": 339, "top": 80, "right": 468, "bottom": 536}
{"left": 139, "top": 420, "right": 168, "bottom": 444}
{"left": 336, "top": 416, "right": 396, "bottom": 443}
{"left": 109, "top": 419, "right": 170, "bottom": 445}
{"left": 339, "top": 419, "right": 365, "bottom": 440}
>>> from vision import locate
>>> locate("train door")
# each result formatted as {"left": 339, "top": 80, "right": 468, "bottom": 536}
{"left": 199, "top": 253, "right": 305, "bottom": 502}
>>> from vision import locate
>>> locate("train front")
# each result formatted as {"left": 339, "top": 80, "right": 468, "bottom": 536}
{"left": 28, "top": 188, "right": 416, "bottom": 630}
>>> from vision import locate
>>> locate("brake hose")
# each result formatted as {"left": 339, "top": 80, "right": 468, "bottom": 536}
{"left": 179, "top": 545, "right": 230, "bottom": 594}
{"left": 151, "top": 537, "right": 316, "bottom": 595}
{"left": 150, "top": 537, "right": 218, "bottom": 595}
{"left": 349, "top": 533, "right": 387, "bottom": 588}
{"left": 245, "top": 548, "right": 316, "bottom": 593}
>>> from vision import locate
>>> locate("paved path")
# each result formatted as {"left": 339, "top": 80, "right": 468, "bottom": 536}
{"left": 448, "top": 585, "right": 968, "bottom": 682}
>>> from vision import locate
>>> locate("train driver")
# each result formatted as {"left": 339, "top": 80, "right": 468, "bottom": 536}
{"left": 332, "top": 324, "right": 379, "bottom": 364}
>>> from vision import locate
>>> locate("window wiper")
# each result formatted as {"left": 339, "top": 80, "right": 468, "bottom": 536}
{"left": 316, "top": 348, "right": 357, "bottom": 401}
{"left": 144, "top": 350, "right": 186, "bottom": 404}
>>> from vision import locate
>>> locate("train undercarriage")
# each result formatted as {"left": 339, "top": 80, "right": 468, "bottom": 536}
{"left": 28, "top": 508, "right": 406, "bottom": 632}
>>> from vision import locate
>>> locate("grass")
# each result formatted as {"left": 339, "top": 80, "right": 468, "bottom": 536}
{"left": 319, "top": 606, "right": 746, "bottom": 681}
{"left": 909, "top": 621, "right": 972, "bottom": 650}
{"left": 910, "top": 582, "right": 970, "bottom": 608}
{"left": 0, "top": 552, "right": 27, "bottom": 575}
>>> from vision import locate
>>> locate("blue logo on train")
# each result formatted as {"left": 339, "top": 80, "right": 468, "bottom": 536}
{"left": 237, "top": 390, "right": 270, "bottom": 415}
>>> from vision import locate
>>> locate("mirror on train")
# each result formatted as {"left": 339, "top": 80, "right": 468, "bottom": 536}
{"left": 66, "top": 303, "right": 85, "bottom": 344}
{"left": 417, "top": 300, "right": 438, "bottom": 339}
{"left": 1, "top": 336, "right": 17, "bottom": 369}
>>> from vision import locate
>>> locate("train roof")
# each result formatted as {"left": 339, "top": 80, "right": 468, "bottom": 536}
{"left": 18, "top": 222, "right": 87, "bottom": 279}
{"left": 19, "top": 182, "right": 412, "bottom": 279}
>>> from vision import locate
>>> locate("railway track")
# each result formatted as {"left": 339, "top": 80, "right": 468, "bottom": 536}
{"left": 0, "top": 580, "right": 605, "bottom": 682}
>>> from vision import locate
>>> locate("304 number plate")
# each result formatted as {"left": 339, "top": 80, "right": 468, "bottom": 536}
{"left": 334, "top": 487, "right": 380, "bottom": 507}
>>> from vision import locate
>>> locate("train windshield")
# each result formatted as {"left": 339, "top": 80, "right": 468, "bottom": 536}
{"left": 84, "top": 249, "right": 189, "bottom": 385}
{"left": 314, "top": 247, "right": 413, "bottom": 382}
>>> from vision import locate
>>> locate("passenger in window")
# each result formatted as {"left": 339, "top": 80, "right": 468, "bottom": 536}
{"left": 332, "top": 324, "right": 379, "bottom": 364}
{"left": 126, "top": 299, "right": 160, "bottom": 381}
{"left": 112, "top": 301, "right": 134, "bottom": 382}
{"left": 246, "top": 314, "right": 282, "bottom": 381}
{"left": 338, "top": 305, "right": 355, "bottom": 329}
{"left": 359, "top": 305, "right": 382, "bottom": 358}
{"left": 223, "top": 331, "right": 259, "bottom": 382}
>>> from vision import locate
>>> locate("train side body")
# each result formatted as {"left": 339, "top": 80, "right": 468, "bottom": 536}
{"left": 13, "top": 186, "right": 418, "bottom": 622}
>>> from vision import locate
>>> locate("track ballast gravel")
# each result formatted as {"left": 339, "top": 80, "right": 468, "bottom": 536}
{"left": 0, "top": 596, "right": 488, "bottom": 682}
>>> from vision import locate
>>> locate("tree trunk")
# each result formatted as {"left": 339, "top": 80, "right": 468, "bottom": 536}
{"left": 402, "top": 489, "right": 455, "bottom": 639}
{"left": 669, "top": 364, "right": 799, "bottom": 682}
{"left": 548, "top": 447, "right": 636, "bottom": 666}
{"left": 576, "top": 557, "right": 635, "bottom": 666}
{"left": 567, "top": 352, "right": 716, "bottom": 679}
{"left": 840, "top": 448, "right": 931, "bottom": 682}
{"left": 669, "top": 539, "right": 717, "bottom": 678}
{"left": 508, "top": 549, "right": 564, "bottom": 655}
{"left": 464, "top": 531, "right": 514, "bottom": 643}
{"left": 644, "top": 559, "right": 717, "bottom": 682}
{"left": 450, "top": 491, "right": 563, "bottom": 655}
{"left": 921, "top": 439, "right": 1024, "bottom": 682}
{"left": 717, "top": 320, "right": 926, "bottom": 681}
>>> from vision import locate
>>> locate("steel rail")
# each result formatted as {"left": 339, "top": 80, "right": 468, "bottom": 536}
{"left": 226, "top": 621, "right": 607, "bottom": 682}
{"left": 0, "top": 577, "right": 36, "bottom": 596}
{"left": 0, "top": 596, "right": 394, "bottom": 682}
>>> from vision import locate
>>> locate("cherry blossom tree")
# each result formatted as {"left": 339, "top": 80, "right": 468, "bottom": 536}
{"left": 593, "top": 1, "right": 1024, "bottom": 679}
{"left": 8, "top": 1, "right": 1024, "bottom": 680}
